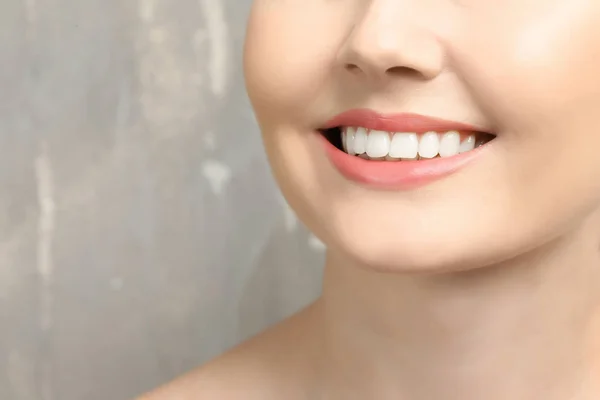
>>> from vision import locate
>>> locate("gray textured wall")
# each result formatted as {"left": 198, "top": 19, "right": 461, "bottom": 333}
{"left": 0, "top": 1, "right": 324, "bottom": 399}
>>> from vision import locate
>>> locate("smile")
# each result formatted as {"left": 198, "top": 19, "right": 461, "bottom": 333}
{"left": 318, "top": 109, "right": 496, "bottom": 189}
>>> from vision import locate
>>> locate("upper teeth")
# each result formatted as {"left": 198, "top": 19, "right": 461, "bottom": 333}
{"left": 342, "top": 127, "right": 477, "bottom": 159}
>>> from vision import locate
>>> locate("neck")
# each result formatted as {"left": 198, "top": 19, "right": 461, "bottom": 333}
{"left": 316, "top": 218, "right": 600, "bottom": 400}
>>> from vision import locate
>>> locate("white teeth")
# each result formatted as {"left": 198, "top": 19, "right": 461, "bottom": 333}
{"left": 418, "top": 131, "right": 440, "bottom": 159}
{"left": 439, "top": 130, "right": 460, "bottom": 158}
{"left": 344, "top": 127, "right": 356, "bottom": 155}
{"left": 459, "top": 134, "right": 476, "bottom": 153}
{"left": 338, "top": 127, "right": 490, "bottom": 159}
{"left": 353, "top": 127, "right": 368, "bottom": 154}
{"left": 389, "top": 132, "right": 418, "bottom": 159}
{"left": 366, "top": 130, "right": 391, "bottom": 158}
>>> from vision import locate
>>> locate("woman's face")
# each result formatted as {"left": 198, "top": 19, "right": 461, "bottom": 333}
{"left": 244, "top": 0, "right": 600, "bottom": 272}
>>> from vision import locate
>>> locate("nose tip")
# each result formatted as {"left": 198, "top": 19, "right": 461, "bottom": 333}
{"left": 338, "top": 11, "right": 445, "bottom": 82}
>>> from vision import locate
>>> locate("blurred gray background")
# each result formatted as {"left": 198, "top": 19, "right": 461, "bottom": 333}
{"left": 0, "top": 1, "right": 324, "bottom": 399}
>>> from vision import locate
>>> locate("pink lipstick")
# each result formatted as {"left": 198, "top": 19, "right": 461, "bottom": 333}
{"left": 319, "top": 109, "right": 494, "bottom": 190}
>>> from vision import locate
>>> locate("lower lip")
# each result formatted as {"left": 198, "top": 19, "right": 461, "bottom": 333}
{"left": 319, "top": 133, "right": 489, "bottom": 190}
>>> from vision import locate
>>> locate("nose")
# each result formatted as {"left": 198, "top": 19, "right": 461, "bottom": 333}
{"left": 338, "top": 2, "right": 445, "bottom": 83}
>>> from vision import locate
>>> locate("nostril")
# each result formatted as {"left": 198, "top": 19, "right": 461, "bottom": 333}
{"left": 385, "top": 65, "right": 425, "bottom": 79}
{"left": 344, "top": 63, "right": 429, "bottom": 80}
{"left": 344, "top": 63, "right": 361, "bottom": 73}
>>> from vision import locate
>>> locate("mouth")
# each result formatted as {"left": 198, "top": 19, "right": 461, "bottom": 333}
{"left": 317, "top": 109, "right": 497, "bottom": 189}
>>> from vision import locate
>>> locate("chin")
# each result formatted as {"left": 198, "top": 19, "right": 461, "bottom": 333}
{"left": 330, "top": 239, "right": 507, "bottom": 275}
{"left": 312, "top": 186, "right": 592, "bottom": 275}
{"left": 320, "top": 213, "right": 509, "bottom": 275}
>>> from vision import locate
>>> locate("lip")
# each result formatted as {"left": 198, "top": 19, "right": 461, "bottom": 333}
{"left": 321, "top": 108, "right": 486, "bottom": 133}
{"left": 319, "top": 109, "right": 492, "bottom": 190}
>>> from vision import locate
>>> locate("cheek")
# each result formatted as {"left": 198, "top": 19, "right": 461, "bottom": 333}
{"left": 455, "top": 1, "right": 600, "bottom": 185}
{"left": 243, "top": 7, "right": 339, "bottom": 213}
{"left": 463, "top": 2, "right": 600, "bottom": 239}
{"left": 464, "top": 1, "right": 600, "bottom": 127}
{"left": 243, "top": 3, "right": 352, "bottom": 125}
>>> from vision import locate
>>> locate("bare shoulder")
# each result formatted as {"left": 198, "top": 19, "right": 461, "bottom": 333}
{"left": 136, "top": 305, "right": 321, "bottom": 400}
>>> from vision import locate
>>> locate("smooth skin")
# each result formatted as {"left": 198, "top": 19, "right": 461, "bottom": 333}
{"left": 140, "top": 0, "right": 600, "bottom": 398}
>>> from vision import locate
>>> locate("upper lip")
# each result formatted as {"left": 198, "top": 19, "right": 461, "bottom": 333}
{"left": 321, "top": 108, "right": 488, "bottom": 133}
